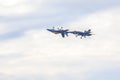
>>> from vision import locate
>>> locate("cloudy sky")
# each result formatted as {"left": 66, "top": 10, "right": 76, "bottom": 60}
{"left": 0, "top": 0, "right": 120, "bottom": 80}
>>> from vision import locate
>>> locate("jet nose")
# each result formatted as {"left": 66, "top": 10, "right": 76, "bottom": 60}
{"left": 46, "top": 29, "right": 53, "bottom": 32}
{"left": 46, "top": 29, "right": 50, "bottom": 31}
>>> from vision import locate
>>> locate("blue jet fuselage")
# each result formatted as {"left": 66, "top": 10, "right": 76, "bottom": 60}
{"left": 69, "top": 29, "right": 92, "bottom": 38}
{"left": 46, "top": 29, "right": 69, "bottom": 38}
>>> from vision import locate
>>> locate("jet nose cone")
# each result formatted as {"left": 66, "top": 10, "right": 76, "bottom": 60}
{"left": 46, "top": 29, "right": 50, "bottom": 31}
{"left": 46, "top": 29, "right": 52, "bottom": 32}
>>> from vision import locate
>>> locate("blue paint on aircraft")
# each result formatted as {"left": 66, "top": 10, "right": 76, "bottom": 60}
{"left": 47, "top": 27, "right": 93, "bottom": 38}
{"left": 69, "top": 29, "right": 93, "bottom": 39}
{"left": 46, "top": 27, "right": 69, "bottom": 38}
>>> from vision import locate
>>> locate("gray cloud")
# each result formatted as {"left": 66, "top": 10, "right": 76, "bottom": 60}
{"left": 0, "top": 8, "right": 120, "bottom": 80}
{"left": 0, "top": 0, "right": 120, "bottom": 37}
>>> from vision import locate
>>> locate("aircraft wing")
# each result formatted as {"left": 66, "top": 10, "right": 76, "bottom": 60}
{"left": 61, "top": 33, "right": 65, "bottom": 38}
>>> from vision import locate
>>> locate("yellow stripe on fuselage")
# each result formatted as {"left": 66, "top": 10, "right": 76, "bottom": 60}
{"left": 53, "top": 32, "right": 59, "bottom": 34}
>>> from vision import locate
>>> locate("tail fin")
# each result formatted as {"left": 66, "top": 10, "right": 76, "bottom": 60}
{"left": 88, "top": 29, "right": 91, "bottom": 33}
{"left": 65, "top": 32, "right": 68, "bottom": 37}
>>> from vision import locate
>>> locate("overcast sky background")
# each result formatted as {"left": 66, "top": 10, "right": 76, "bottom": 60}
{"left": 0, "top": 0, "right": 120, "bottom": 80}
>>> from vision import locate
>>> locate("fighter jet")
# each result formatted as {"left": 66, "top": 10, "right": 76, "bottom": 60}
{"left": 46, "top": 27, "right": 69, "bottom": 38}
{"left": 69, "top": 29, "right": 93, "bottom": 39}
